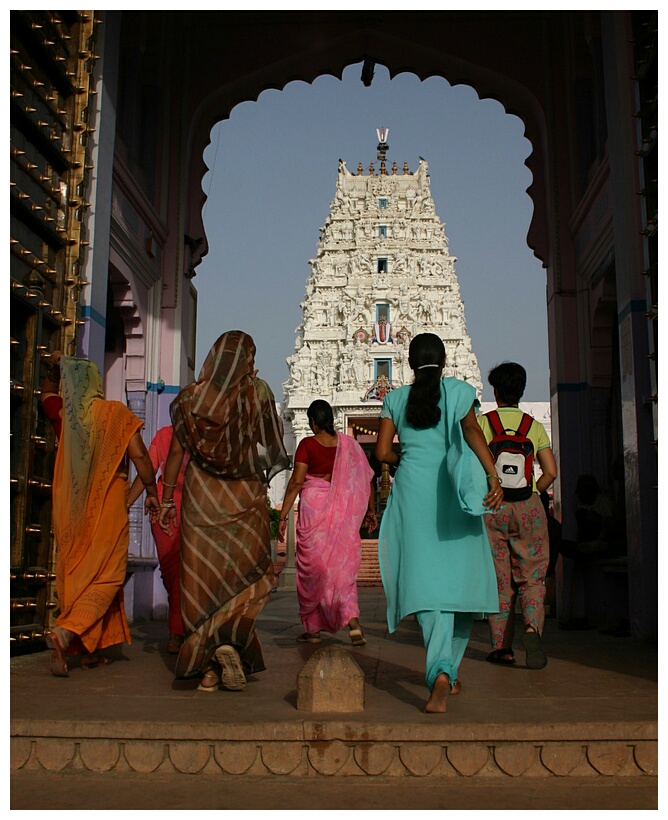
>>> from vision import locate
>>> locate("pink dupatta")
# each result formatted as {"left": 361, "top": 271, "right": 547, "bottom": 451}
{"left": 295, "top": 434, "right": 374, "bottom": 634}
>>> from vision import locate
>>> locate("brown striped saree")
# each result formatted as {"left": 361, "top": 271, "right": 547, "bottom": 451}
{"left": 170, "top": 331, "right": 289, "bottom": 679}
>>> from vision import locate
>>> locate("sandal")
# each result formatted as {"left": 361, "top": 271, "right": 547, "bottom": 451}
{"left": 296, "top": 632, "right": 321, "bottom": 644}
{"left": 166, "top": 635, "right": 183, "bottom": 655}
{"left": 45, "top": 627, "right": 70, "bottom": 677}
{"left": 486, "top": 648, "right": 515, "bottom": 665}
{"left": 81, "top": 653, "right": 113, "bottom": 669}
{"left": 522, "top": 630, "right": 547, "bottom": 669}
{"left": 349, "top": 627, "right": 367, "bottom": 647}
{"left": 214, "top": 645, "right": 246, "bottom": 691}
{"left": 197, "top": 668, "right": 220, "bottom": 692}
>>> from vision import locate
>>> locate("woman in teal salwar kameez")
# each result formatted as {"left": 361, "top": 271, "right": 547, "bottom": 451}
{"left": 375, "top": 333, "right": 503, "bottom": 713}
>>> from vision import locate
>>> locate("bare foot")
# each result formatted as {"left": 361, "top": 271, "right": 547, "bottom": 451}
{"left": 450, "top": 678, "right": 462, "bottom": 695}
{"left": 423, "top": 673, "right": 450, "bottom": 713}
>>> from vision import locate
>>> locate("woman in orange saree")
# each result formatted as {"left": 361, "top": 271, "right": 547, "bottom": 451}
{"left": 41, "top": 354, "right": 160, "bottom": 676}
{"left": 158, "top": 331, "right": 290, "bottom": 692}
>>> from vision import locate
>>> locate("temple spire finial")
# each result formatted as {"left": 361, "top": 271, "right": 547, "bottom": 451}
{"left": 376, "top": 127, "right": 389, "bottom": 162}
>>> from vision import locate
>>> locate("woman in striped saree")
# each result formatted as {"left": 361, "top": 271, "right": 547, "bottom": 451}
{"left": 158, "top": 331, "right": 290, "bottom": 692}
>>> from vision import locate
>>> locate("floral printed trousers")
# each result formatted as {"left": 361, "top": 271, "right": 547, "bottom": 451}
{"left": 485, "top": 493, "right": 549, "bottom": 649}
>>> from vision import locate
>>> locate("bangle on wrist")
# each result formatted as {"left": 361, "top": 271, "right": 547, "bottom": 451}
{"left": 486, "top": 473, "right": 500, "bottom": 480}
{"left": 161, "top": 500, "right": 175, "bottom": 508}
{"left": 162, "top": 481, "right": 178, "bottom": 489}
{"left": 279, "top": 517, "right": 288, "bottom": 522}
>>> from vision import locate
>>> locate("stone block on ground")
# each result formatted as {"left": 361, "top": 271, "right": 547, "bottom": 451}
{"left": 296, "top": 646, "right": 364, "bottom": 712}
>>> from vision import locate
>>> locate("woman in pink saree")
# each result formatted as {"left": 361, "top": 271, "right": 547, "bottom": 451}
{"left": 278, "top": 400, "right": 377, "bottom": 645}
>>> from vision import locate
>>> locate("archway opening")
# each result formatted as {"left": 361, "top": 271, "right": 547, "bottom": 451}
{"left": 194, "top": 63, "right": 549, "bottom": 407}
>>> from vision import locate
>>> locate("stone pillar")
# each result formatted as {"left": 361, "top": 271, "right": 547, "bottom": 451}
{"left": 126, "top": 390, "right": 147, "bottom": 557}
{"left": 279, "top": 501, "right": 297, "bottom": 589}
{"left": 297, "top": 646, "right": 365, "bottom": 712}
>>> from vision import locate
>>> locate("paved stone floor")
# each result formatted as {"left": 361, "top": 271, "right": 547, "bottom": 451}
{"left": 10, "top": 771, "right": 658, "bottom": 810}
{"left": 10, "top": 587, "right": 658, "bottom": 810}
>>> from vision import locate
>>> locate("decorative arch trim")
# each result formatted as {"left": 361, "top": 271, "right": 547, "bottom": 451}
{"left": 185, "top": 27, "right": 551, "bottom": 273}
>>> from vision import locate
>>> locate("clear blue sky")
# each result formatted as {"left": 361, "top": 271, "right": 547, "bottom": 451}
{"left": 195, "top": 62, "right": 549, "bottom": 403}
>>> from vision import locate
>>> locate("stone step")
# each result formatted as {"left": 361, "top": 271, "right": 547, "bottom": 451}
{"left": 358, "top": 538, "right": 382, "bottom": 586}
{"left": 11, "top": 716, "right": 657, "bottom": 778}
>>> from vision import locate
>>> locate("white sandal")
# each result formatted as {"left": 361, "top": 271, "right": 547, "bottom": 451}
{"left": 214, "top": 645, "right": 246, "bottom": 690}
{"left": 197, "top": 668, "right": 220, "bottom": 692}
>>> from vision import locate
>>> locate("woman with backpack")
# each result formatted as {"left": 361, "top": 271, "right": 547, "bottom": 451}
{"left": 478, "top": 362, "right": 557, "bottom": 670}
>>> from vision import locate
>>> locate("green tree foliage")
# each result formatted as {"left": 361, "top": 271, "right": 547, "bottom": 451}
{"left": 267, "top": 497, "right": 281, "bottom": 541}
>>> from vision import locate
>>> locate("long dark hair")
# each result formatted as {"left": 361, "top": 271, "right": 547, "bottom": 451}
{"left": 405, "top": 333, "right": 445, "bottom": 429}
{"left": 307, "top": 399, "right": 336, "bottom": 435}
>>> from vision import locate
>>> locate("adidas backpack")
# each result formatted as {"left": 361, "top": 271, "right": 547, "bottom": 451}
{"left": 485, "top": 410, "right": 535, "bottom": 501}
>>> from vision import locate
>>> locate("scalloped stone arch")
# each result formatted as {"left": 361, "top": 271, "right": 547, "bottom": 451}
{"left": 185, "top": 43, "right": 550, "bottom": 274}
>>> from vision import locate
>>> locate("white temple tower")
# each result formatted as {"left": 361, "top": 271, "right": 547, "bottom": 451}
{"left": 283, "top": 130, "right": 482, "bottom": 451}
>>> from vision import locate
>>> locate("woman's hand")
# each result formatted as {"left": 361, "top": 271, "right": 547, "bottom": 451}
{"left": 363, "top": 511, "right": 378, "bottom": 533}
{"left": 145, "top": 495, "right": 161, "bottom": 522}
{"left": 159, "top": 504, "right": 177, "bottom": 534}
{"left": 484, "top": 474, "right": 504, "bottom": 512}
{"left": 277, "top": 518, "right": 288, "bottom": 542}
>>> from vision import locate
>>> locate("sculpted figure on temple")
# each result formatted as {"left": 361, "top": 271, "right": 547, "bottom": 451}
{"left": 395, "top": 339, "right": 411, "bottom": 386}
{"left": 358, "top": 255, "right": 374, "bottom": 274}
{"left": 418, "top": 290, "right": 439, "bottom": 324}
{"left": 397, "top": 283, "right": 413, "bottom": 321}
{"left": 339, "top": 345, "right": 355, "bottom": 387}
{"left": 392, "top": 253, "right": 407, "bottom": 274}
{"left": 286, "top": 356, "right": 305, "bottom": 391}
{"left": 447, "top": 313, "right": 463, "bottom": 338}
{"left": 325, "top": 296, "right": 345, "bottom": 327}
{"left": 352, "top": 338, "right": 368, "bottom": 385}
{"left": 454, "top": 340, "right": 469, "bottom": 368}
{"left": 412, "top": 189, "right": 425, "bottom": 213}
{"left": 357, "top": 289, "right": 375, "bottom": 322}
{"left": 317, "top": 349, "right": 333, "bottom": 392}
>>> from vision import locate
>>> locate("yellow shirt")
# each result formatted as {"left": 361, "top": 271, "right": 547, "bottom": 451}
{"left": 477, "top": 406, "right": 551, "bottom": 493}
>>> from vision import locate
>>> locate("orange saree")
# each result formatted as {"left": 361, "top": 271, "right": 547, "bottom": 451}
{"left": 51, "top": 357, "right": 141, "bottom": 654}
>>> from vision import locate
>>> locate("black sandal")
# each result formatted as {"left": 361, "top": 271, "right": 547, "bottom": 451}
{"left": 486, "top": 648, "right": 515, "bottom": 665}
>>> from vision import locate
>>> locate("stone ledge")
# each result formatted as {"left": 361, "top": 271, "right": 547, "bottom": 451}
{"left": 11, "top": 718, "right": 658, "bottom": 744}
{"left": 11, "top": 735, "right": 658, "bottom": 778}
